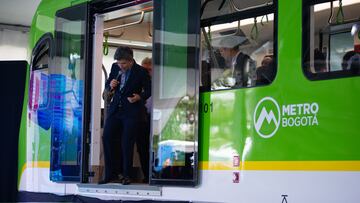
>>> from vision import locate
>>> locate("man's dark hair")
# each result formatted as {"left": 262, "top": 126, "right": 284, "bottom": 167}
{"left": 114, "top": 46, "right": 133, "bottom": 60}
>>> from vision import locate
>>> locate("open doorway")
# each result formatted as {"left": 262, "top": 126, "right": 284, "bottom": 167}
{"left": 88, "top": 1, "right": 153, "bottom": 185}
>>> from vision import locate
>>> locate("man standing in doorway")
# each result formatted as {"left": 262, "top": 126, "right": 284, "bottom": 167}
{"left": 101, "top": 46, "right": 151, "bottom": 185}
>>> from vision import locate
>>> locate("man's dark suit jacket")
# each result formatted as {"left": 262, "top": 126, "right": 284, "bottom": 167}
{"left": 234, "top": 52, "right": 251, "bottom": 87}
{"left": 105, "top": 62, "right": 151, "bottom": 119}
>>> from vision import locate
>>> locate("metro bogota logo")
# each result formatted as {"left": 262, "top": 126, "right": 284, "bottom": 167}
{"left": 254, "top": 97, "right": 319, "bottom": 138}
{"left": 254, "top": 97, "right": 281, "bottom": 138}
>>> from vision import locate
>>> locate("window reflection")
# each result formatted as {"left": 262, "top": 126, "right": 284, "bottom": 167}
{"left": 50, "top": 4, "right": 87, "bottom": 182}
{"left": 201, "top": 14, "right": 275, "bottom": 91}
{"left": 151, "top": 0, "right": 199, "bottom": 184}
{"left": 304, "top": 0, "right": 360, "bottom": 78}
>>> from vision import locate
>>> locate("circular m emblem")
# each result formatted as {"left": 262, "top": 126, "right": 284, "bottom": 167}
{"left": 253, "top": 97, "right": 281, "bottom": 138}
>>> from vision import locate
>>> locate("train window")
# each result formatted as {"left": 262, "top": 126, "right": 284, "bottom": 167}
{"left": 200, "top": 0, "right": 276, "bottom": 91}
{"left": 303, "top": 0, "right": 360, "bottom": 80}
{"left": 31, "top": 35, "right": 52, "bottom": 71}
{"left": 28, "top": 34, "right": 53, "bottom": 130}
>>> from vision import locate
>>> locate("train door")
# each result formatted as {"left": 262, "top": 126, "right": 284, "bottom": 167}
{"left": 49, "top": 3, "right": 91, "bottom": 182}
{"left": 150, "top": 0, "right": 200, "bottom": 186}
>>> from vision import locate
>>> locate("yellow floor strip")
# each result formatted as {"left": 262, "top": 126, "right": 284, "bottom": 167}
{"left": 21, "top": 160, "right": 360, "bottom": 177}
{"left": 21, "top": 161, "right": 50, "bottom": 176}
{"left": 200, "top": 161, "right": 360, "bottom": 171}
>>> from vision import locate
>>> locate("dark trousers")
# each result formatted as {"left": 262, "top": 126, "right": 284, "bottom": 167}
{"left": 136, "top": 113, "right": 150, "bottom": 179}
{"left": 103, "top": 111, "right": 138, "bottom": 180}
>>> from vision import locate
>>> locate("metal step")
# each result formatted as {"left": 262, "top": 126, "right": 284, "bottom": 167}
{"left": 77, "top": 183, "right": 161, "bottom": 196}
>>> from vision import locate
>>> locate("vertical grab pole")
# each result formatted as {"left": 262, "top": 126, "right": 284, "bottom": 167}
{"left": 89, "top": 14, "right": 105, "bottom": 182}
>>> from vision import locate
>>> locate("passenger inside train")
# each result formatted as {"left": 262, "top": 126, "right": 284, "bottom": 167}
{"left": 256, "top": 55, "right": 275, "bottom": 85}
{"left": 200, "top": 4, "right": 276, "bottom": 90}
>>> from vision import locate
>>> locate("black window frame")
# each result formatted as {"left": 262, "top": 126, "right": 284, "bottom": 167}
{"left": 30, "top": 33, "right": 53, "bottom": 71}
{"left": 200, "top": 0, "right": 278, "bottom": 92}
{"left": 302, "top": 0, "right": 360, "bottom": 81}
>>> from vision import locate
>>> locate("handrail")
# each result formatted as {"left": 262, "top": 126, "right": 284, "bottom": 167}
{"left": 104, "top": 11, "right": 145, "bottom": 32}
{"left": 103, "top": 33, "right": 109, "bottom": 55}
{"left": 328, "top": 1, "right": 334, "bottom": 24}
{"left": 229, "top": 0, "right": 273, "bottom": 12}
{"left": 148, "top": 21, "right": 152, "bottom": 38}
{"left": 250, "top": 17, "right": 259, "bottom": 40}
{"left": 336, "top": 0, "right": 344, "bottom": 24}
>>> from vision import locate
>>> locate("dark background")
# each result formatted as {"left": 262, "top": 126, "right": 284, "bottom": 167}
{"left": 0, "top": 61, "right": 27, "bottom": 202}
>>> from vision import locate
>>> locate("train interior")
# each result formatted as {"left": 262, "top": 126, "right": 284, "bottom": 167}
{"left": 305, "top": 0, "right": 360, "bottom": 75}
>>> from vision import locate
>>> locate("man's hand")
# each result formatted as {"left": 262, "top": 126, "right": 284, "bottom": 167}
{"left": 110, "top": 79, "right": 119, "bottom": 89}
{"left": 127, "top": 93, "right": 141, "bottom": 103}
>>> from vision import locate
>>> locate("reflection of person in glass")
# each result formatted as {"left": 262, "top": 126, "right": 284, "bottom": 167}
{"left": 100, "top": 46, "right": 151, "bottom": 185}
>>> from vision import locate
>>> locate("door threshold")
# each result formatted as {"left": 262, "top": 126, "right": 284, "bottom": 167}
{"left": 77, "top": 183, "right": 161, "bottom": 196}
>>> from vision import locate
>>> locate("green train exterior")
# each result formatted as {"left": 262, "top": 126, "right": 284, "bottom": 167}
{"left": 18, "top": 0, "right": 360, "bottom": 202}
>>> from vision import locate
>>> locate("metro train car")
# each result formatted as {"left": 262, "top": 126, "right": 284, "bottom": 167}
{"left": 18, "top": 0, "right": 360, "bottom": 202}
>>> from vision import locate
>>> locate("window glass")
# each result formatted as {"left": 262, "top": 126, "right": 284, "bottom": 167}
{"left": 33, "top": 43, "right": 50, "bottom": 70}
{"left": 303, "top": 0, "right": 360, "bottom": 78}
{"left": 201, "top": 0, "right": 275, "bottom": 91}
{"left": 28, "top": 35, "right": 52, "bottom": 130}
{"left": 151, "top": 0, "right": 200, "bottom": 186}
{"left": 50, "top": 3, "right": 88, "bottom": 182}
